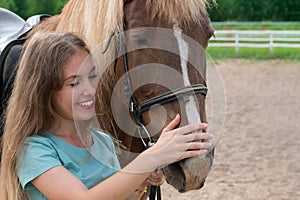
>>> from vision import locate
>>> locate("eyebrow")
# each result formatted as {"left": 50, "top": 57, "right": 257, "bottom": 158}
{"left": 64, "top": 75, "right": 79, "bottom": 81}
{"left": 63, "top": 66, "right": 96, "bottom": 81}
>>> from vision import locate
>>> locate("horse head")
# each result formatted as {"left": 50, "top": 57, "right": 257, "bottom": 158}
{"left": 109, "top": 0, "right": 216, "bottom": 192}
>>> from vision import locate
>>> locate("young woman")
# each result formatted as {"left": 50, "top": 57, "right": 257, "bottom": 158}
{"left": 0, "top": 32, "right": 212, "bottom": 200}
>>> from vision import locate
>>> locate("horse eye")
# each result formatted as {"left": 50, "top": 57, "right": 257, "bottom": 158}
{"left": 136, "top": 37, "right": 148, "bottom": 46}
{"left": 124, "top": 0, "right": 133, "bottom": 4}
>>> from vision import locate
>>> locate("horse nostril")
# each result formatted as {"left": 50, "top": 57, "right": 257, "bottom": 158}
{"left": 168, "top": 112, "right": 177, "bottom": 121}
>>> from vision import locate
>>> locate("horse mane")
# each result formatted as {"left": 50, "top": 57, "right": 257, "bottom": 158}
{"left": 56, "top": 0, "right": 124, "bottom": 50}
{"left": 55, "top": 0, "right": 216, "bottom": 49}
{"left": 146, "top": 0, "right": 216, "bottom": 25}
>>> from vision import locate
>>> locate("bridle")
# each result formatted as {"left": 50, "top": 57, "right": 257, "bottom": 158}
{"left": 103, "top": 28, "right": 207, "bottom": 200}
{"left": 102, "top": 29, "right": 208, "bottom": 146}
{"left": 101, "top": 1, "right": 208, "bottom": 199}
{"left": 115, "top": 31, "right": 208, "bottom": 145}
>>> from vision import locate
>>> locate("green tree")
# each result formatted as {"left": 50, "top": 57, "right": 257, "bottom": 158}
{"left": 0, "top": 0, "right": 67, "bottom": 19}
{"left": 27, "top": 0, "right": 56, "bottom": 17}
{"left": 208, "top": 0, "right": 233, "bottom": 21}
{"left": 264, "top": 0, "right": 287, "bottom": 21}
{"left": 0, "top": 0, "right": 27, "bottom": 19}
{"left": 229, "top": 0, "right": 264, "bottom": 21}
{"left": 208, "top": 0, "right": 300, "bottom": 21}
{"left": 286, "top": 0, "right": 300, "bottom": 21}
{"left": 26, "top": 0, "right": 67, "bottom": 17}
{"left": 251, "top": 1, "right": 264, "bottom": 21}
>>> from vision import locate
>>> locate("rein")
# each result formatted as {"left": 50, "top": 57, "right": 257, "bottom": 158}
{"left": 102, "top": 26, "right": 207, "bottom": 200}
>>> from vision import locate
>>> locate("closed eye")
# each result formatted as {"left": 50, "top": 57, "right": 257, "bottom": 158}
{"left": 69, "top": 81, "right": 80, "bottom": 87}
{"left": 65, "top": 75, "right": 80, "bottom": 87}
{"left": 89, "top": 74, "right": 97, "bottom": 79}
{"left": 89, "top": 66, "right": 97, "bottom": 79}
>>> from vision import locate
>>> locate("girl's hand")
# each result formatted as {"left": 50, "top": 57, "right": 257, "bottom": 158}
{"left": 145, "top": 114, "right": 213, "bottom": 167}
{"left": 144, "top": 170, "right": 165, "bottom": 186}
{"left": 123, "top": 114, "right": 213, "bottom": 173}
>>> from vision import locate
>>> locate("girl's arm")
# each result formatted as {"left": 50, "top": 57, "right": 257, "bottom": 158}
{"left": 32, "top": 166, "right": 150, "bottom": 200}
{"left": 31, "top": 115, "right": 212, "bottom": 200}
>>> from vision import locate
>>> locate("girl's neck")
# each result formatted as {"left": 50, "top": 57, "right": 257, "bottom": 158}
{"left": 49, "top": 120, "right": 86, "bottom": 148}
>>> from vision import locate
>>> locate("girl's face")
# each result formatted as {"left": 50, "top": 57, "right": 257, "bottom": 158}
{"left": 52, "top": 50, "right": 98, "bottom": 122}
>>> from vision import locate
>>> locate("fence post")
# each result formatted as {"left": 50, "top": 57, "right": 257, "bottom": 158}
{"left": 270, "top": 32, "right": 274, "bottom": 53}
{"left": 235, "top": 32, "right": 239, "bottom": 53}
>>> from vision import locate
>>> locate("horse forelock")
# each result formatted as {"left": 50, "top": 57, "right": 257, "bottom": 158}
{"left": 57, "top": 0, "right": 124, "bottom": 50}
{"left": 146, "top": 0, "right": 216, "bottom": 26}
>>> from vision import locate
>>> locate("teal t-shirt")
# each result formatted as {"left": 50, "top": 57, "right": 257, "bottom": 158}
{"left": 16, "top": 129, "right": 121, "bottom": 200}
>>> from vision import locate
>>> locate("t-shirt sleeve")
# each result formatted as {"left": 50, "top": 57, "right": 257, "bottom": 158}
{"left": 106, "top": 134, "right": 121, "bottom": 168}
{"left": 16, "top": 136, "right": 62, "bottom": 190}
{"left": 91, "top": 130, "right": 121, "bottom": 170}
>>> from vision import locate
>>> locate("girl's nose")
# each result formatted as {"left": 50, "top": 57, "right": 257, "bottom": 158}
{"left": 83, "top": 80, "right": 97, "bottom": 96}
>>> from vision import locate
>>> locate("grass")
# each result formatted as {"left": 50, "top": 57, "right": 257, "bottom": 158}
{"left": 207, "top": 47, "right": 300, "bottom": 61}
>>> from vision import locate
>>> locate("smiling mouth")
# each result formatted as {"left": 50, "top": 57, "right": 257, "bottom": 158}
{"left": 80, "top": 100, "right": 94, "bottom": 106}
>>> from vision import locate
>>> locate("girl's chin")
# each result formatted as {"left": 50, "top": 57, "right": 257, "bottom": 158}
{"left": 73, "top": 113, "right": 95, "bottom": 122}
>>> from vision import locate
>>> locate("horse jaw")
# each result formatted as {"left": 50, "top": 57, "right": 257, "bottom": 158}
{"left": 163, "top": 150, "right": 214, "bottom": 192}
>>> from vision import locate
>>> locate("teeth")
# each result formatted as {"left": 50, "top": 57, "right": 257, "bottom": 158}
{"left": 80, "top": 100, "right": 93, "bottom": 106}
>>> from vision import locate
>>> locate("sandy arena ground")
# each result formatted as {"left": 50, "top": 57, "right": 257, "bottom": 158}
{"left": 160, "top": 59, "right": 300, "bottom": 200}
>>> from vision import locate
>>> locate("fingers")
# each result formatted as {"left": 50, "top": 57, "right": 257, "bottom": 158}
{"left": 163, "top": 114, "right": 180, "bottom": 132}
{"left": 175, "top": 133, "right": 213, "bottom": 161}
{"left": 184, "top": 132, "right": 213, "bottom": 142}
{"left": 176, "top": 149, "right": 209, "bottom": 162}
{"left": 178, "top": 136, "right": 213, "bottom": 154}
{"left": 185, "top": 141, "right": 212, "bottom": 150}
{"left": 163, "top": 114, "right": 208, "bottom": 136}
{"left": 147, "top": 119, "right": 213, "bottom": 167}
{"left": 146, "top": 171, "right": 165, "bottom": 186}
{"left": 174, "top": 123, "right": 208, "bottom": 136}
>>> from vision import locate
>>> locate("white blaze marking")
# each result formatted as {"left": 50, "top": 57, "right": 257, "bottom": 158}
{"left": 173, "top": 24, "right": 201, "bottom": 124}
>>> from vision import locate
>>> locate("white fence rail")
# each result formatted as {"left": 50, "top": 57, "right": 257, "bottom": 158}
{"left": 209, "top": 30, "right": 300, "bottom": 52}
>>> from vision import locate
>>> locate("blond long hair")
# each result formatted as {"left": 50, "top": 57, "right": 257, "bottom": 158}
{"left": 0, "top": 32, "right": 89, "bottom": 200}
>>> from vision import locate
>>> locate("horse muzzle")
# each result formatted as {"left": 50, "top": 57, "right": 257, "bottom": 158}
{"left": 162, "top": 149, "right": 214, "bottom": 192}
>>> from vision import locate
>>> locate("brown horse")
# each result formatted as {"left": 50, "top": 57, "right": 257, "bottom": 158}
{"left": 27, "top": 0, "right": 216, "bottom": 194}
